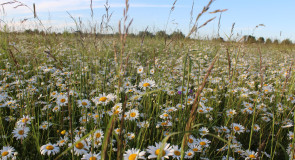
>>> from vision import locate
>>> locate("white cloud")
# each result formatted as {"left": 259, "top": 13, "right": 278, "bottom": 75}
{"left": 1, "top": 0, "right": 176, "bottom": 16}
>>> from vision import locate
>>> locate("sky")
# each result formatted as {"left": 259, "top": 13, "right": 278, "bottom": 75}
{"left": 0, "top": 0, "right": 295, "bottom": 41}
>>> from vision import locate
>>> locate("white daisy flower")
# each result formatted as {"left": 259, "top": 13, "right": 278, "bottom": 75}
{"left": 40, "top": 143, "right": 60, "bottom": 156}
{"left": 77, "top": 99, "right": 91, "bottom": 108}
{"left": 68, "top": 136, "right": 89, "bottom": 156}
{"left": 16, "top": 115, "right": 32, "bottom": 126}
{"left": 123, "top": 148, "right": 145, "bottom": 160}
{"left": 12, "top": 126, "right": 30, "bottom": 140}
{"left": 93, "top": 129, "right": 104, "bottom": 141}
{"left": 137, "top": 66, "right": 144, "bottom": 74}
{"left": 231, "top": 123, "right": 245, "bottom": 134}
{"left": 199, "top": 127, "right": 209, "bottom": 136}
{"left": 196, "top": 138, "right": 211, "bottom": 148}
{"left": 57, "top": 136, "right": 68, "bottom": 147}
{"left": 127, "top": 109, "right": 140, "bottom": 121}
{"left": 171, "top": 145, "right": 181, "bottom": 160}
{"left": 184, "top": 150, "right": 195, "bottom": 159}
{"left": 82, "top": 152, "right": 101, "bottom": 160}
{"left": 244, "top": 150, "right": 257, "bottom": 159}
{"left": 147, "top": 142, "right": 173, "bottom": 159}
{"left": 56, "top": 95, "right": 68, "bottom": 106}
{"left": 1, "top": 146, "right": 15, "bottom": 159}
{"left": 139, "top": 78, "right": 156, "bottom": 90}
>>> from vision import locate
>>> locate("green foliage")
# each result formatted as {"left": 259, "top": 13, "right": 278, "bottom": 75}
{"left": 257, "top": 37, "right": 265, "bottom": 44}
{"left": 265, "top": 38, "right": 272, "bottom": 44}
{"left": 170, "top": 30, "right": 185, "bottom": 39}
{"left": 281, "top": 39, "right": 293, "bottom": 45}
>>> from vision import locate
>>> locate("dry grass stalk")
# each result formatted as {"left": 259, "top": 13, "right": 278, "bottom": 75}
{"left": 90, "top": 0, "right": 93, "bottom": 19}
{"left": 102, "top": 116, "right": 116, "bottom": 160}
{"left": 258, "top": 47, "right": 264, "bottom": 92}
{"left": 255, "top": 140, "right": 266, "bottom": 160}
{"left": 217, "top": 12, "right": 222, "bottom": 37}
{"left": 226, "top": 48, "right": 231, "bottom": 79}
{"left": 117, "top": 95, "right": 128, "bottom": 160}
{"left": 198, "top": 16, "right": 216, "bottom": 30}
{"left": 8, "top": 49, "right": 19, "bottom": 68}
{"left": 209, "top": 9, "right": 228, "bottom": 14}
{"left": 44, "top": 50, "right": 63, "bottom": 71}
{"left": 33, "top": 3, "right": 36, "bottom": 18}
{"left": 140, "top": 27, "right": 149, "bottom": 51}
{"left": 182, "top": 53, "right": 219, "bottom": 148}
{"left": 281, "top": 57, "right": 295, "bottom": 100}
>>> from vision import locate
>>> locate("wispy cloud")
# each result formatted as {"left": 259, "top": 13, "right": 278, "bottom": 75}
{"left": 1, "top": 0, "right": 179, "bottom": 16}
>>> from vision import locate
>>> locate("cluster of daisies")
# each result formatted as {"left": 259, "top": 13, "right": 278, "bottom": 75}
{"left": 1, "top": 38, "right": 295, "bottom": 160}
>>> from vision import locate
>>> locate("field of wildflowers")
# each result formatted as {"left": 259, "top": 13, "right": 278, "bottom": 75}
{"left": 1, "top": 0, "right": 295, "bottom": 160}
{"left": 1, "top": 32, "right": 295, "bottom": 160}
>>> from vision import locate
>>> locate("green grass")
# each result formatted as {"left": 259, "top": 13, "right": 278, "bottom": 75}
{"left": 0, "top": 31, "right": 295, "bottom": 160}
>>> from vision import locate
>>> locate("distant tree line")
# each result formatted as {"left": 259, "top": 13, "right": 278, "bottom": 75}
{"left": 2, "top": 29, "right": 293, "bottom": 45}
{"left": 241, "top": 35, "right": 293, "bottom": 45}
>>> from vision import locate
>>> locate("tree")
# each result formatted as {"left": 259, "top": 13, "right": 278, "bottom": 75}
{"left": 281, "top": 39, "right": 293, "bottom": 45}
{"left": 265, "top": 38, "right": 272, "bottom": 44}
{"left": 257, "top": 37, "right": 265, "bottom": 44}
{"left": 170, "top": 30, "right": 185, "bottom": 39}
{"left": 138, "top": 31, "right": 154, "bottom": 38}
{"left": 213, "top": 37, "right": 224, "bottom": 42}
{"left": 155, "top": 30, "right": 168, "bottom": 39}
{"left": 242, "top": 35, "right": 256, "bottom": 43}
{"left": 273, "top": 39, "right": 279, "bottom": 44}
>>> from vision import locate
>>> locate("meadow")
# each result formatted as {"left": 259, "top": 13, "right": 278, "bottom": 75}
{"left": 1, "top": 0, "right": 295, "bottom": 160}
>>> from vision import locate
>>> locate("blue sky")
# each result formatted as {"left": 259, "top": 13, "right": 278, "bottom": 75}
{"left": 1, "top": 0, "right": 294, "bottom": 41}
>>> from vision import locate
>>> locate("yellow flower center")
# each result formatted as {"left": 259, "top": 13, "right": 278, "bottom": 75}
{"left": 234, "top": 126, "right": 240, "bottom": 131}
{"left": 188, "top": 138, "right": 194, "bottom": 143}
{"left": 249, "top": 154, "right": 256, "bottom": 158}
{"left": 193, "top": 148, "right": 199, "bottom": 152}
{"left": 8, "top": 102, "right": 12, "bottom": 105}
{"left": 161, "top": 122, "right": 167, "bottom": 126}
{"left": 18, "top": 130, "right": 24, "bottom": 135}
{"left": 99, "top": 97, "right": 107, "bottom": 102}
{"left": 128, "top": 154, "right": 137, "bottom": 160}
{"left": 82, "top": 102, "right": 88, "bottom": 106}
{"left": 199, "top": 109, "right": 204, "bottom": 113}
{"left": 200, "top": 142, "right": 206, "bottom": 146}
{"left": 187, "top": 152, "right": 193, "bottom": 156}
{"left": 89, "top": 157, "right": 97, "bottom": 160}
{"left": 75, "top": 142, "right": 84, "bottom": 149}
{"left": 95, "top": 115, "right": 99, "bottom": 118}
{"left": 61, "top": 130, "right": 66, "bottom": 135}
{"left": 114, "top": 110, "right": 120, "bottom": 114}
{"left": 22, "top": 118, "right": 28, "bottom": 123}
{"left": 60, "top": 99, "right": 66, "bottom": 103}
{"left": 2, "top": 151, "right": 9, "bottom": 156}
{"left": 130, "top": 112, "right": 136, "bottom": 117}
{"left": 52, "top": 92, "right": 56, "bottom": 95}
{"left": 46, "top": 145, "right": 54, "bottom": 150}
{"left": 95, "top": 133, "right": 101, "bottom": 138}
{"left": 155, "top": 149, "right": 166, "bottom": 156}
{"left": 174, "top": 150, "right": 181, "bottom": 156}
{"left": 164, "top": 114, "right": 168, "bottom": 117}
{"left": 143, "top": 83, "right": 150, "bottom": 87}
{"left": 60, "top": 140, "right": 65, "bottom": 143}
